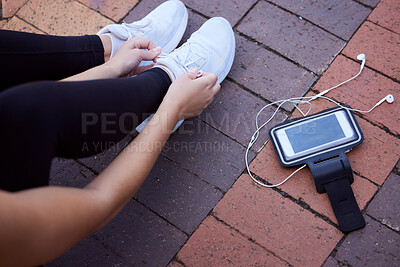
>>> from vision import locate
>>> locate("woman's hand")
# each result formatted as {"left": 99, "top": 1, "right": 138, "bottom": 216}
{"left": 105, "top": 37, "right": 161, "bottom": 78}
{"left": 62, "top": 38, "right": 161, "bottom": 82}
{"left": 159, "top": 68, "right": 221, "bottom": 120}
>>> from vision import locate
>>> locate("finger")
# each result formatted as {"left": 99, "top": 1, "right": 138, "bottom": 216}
{"left": 133, "top": 64, "right": 154, "bottom": 75}
{"left": 131, "top": 37, "right": 158, "bottom": 50}
{"left": 200, "top": 72, "right": 218, "bottom": 85}
{"left": 185, "top": 68, "right": 199, "bottom": 80}
{"left": 210, "top": 83, "right": 221, "bottom": 95}
{"left": 137, "top": 46, "right": 161, "bottom": 61}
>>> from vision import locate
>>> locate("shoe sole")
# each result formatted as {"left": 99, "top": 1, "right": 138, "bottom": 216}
{"left": 162, "top": 2, "right": 188, "bottom": 54}
{"left": 216, "top": 20, "right": 235, "bottom": 84}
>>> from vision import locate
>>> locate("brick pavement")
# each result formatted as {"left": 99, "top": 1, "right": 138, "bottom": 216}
{"left": 1, "top": 0, "right": 399, "bottom": 266}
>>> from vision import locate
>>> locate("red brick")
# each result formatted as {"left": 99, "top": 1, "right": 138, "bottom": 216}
{"left": 291, "top": 92, "right": 400, "bottom": 185}
{"left": 17, "top": 0, "right": 113, "bottom": 36}
{"left": 167, "top": 260, "right": 184, "bottom": 267}
{"left": 313, "top": 55, "right": 400, "bottom": 136}
{"left": 1, "top": 0, "right": 28, "bottom": 18}
{"left": 343, "top": 21, "right": 400, "bottom": 81}
{"left": 77, "top": 0, "right": 139, "bottom": 22}
{"left": 250, "top": 141, "right": 378, "bottom": 224}
{"left": 213, "top": 174, "right": 343, "bottom": 266}
{"left": 2, "top": 16, "right": 44, "bottom": 34}
{"left": 0, "top": 20, "right": 7, "bottom": 28}
{"left": 368, "top": 0, "right": 400, "bottom": 35}
{"left": 176, "top": 216, "right": 288, "bottom": 266}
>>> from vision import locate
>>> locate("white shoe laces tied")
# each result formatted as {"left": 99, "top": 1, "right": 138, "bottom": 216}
{"left": 158, "top": 41, "right": 210, "bottom": 72}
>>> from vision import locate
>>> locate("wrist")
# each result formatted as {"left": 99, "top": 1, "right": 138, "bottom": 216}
{"left": 156, "top": 103, "right": 180, "bottom": 129}
{"left": 102, "top": 62, "right": 123, "bottom": 78}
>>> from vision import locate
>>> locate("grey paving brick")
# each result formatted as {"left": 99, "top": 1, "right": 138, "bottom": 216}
{"left": 135, "top": 155, "right": 223, "bottom": 234}
{"left": 228, "top": 34, "right": 317, "bottom": 107}
{"left": 334, "top": 216, "right": 400, "bottom": 266}
{"left": 367, "top": 172, "right": 400, "bottom": 231}
{"left": 322, "top": 256, "right": 341, "bottom": 267}
{"left": 181, "top": 0, "right": 257, "bottom": 26}
{"left": 49, "top": 158, "right": 95, "bottom": 188}
{"left": 237, "top": 1, "right": 346, "bottom": 74}
{"left": 358, "top": 0, "right": 381, "bottom": 7}
{"left": 164, "top": 118, "right": 255, "bottom": 192}
{"left": 95, "top": 200, "right": 187, "bottom": 266}
{"left": 46, "top": 236, "right": 127, "bottom": 267}
{"left": 124, "top": 0, "right": 165, "bottom": 22}
{"left": 269, "top": 0, "right": 371, "bottom": 40}
{"left": 199, "top": 80, "right": 287, "bottom": 151}
{"left": 78, "top": 135, "right": 133, "bottom": 173}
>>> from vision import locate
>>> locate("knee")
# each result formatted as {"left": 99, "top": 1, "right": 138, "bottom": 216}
{"left": 0, "top": 82, "right": 52, "bottom": 129}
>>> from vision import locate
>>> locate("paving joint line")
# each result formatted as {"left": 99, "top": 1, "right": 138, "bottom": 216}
{"left": 132, "top": 197, "right": 191, "bottom": 236}
{"left": 352, "top": 0, "right": 376, "bottom": 9}
{"left": 74, "top": 0, "right": 118, "bottom": 23}
{"left": 232, "top": 0, "right": 260, "bottom": 29}
{"left": 211, "top": 214, "right": 293, "bottom": 266}
{"left": 367, "top": 19, "right": 400, "bottom": 36}
{"left": 15, "top": 15, "right": 48, "bottom": 34}
{"left": 234, "top": 29, "right": 319, "bottom": 76}
{"left": 225, "top": 76, "right": 296, "bottom": 115}
{"left": 249, "top": 171, "right": 341, "bottom": 229}
{"left": 325, "top": 234, "right": 349, "bottom": 265}
{"left": 341, "top": 53, "right": 400, "bottom": 84}
{"left": 366, "top": 213, "right": 400, "bottom": 234}
{"left": 161, "top": 153, "right": 227, "bottom": 194}
{"left": 263, "top": 0, "right": 348, "bottom": 42}
{"left": 352, "top": 170, "right": 382, "bottom": 188}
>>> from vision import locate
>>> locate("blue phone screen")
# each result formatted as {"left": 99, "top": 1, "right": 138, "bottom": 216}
{"left": 285, "top": 114, "right": 346, "bottom": 154}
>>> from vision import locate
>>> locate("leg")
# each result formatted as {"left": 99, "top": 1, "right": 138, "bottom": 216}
{"left": 0, "top": 68, "right": 171, "bottom": 191}
{"left": 0, "top": 30, "right": 110, "bottom": 91}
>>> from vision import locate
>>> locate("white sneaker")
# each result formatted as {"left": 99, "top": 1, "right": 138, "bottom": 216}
{"left": 136, "top": 17, "right": 235, "bottom": 133}
{"left": 155, "top": 17, "right": 235, "bottom": 83}
{"left": 97, "top": 0, "right": 188, "bottom": 58}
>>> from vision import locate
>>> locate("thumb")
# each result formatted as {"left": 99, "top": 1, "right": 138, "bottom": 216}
{"left": 186, "top": 68, "right": 198, "bottom": 80}
{"left": 139, "top": 46, "right": 161, "bottom": 61}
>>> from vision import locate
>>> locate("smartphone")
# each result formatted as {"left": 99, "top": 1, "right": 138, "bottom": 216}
{"left": 270, "top": 108, "right": 363, "bottom": 166}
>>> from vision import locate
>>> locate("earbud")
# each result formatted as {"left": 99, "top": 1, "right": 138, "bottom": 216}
{"left": 375, "top": 94, "right": 395, "bottom": 107}
{"left": 357, "top": 53, "right": 366, "bottom": 71}
{"left": 357, "top": 53, "right": 365, "bottom": 61}
{"left": 385, "top": 94, "right": 394, "bottom": 103}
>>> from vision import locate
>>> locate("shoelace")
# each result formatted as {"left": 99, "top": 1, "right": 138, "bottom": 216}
{"left": 110, "top": 18, "right": 152, "bottom": 40}
{"left": 158, "top": 41, "right": 211, "bottom": 72}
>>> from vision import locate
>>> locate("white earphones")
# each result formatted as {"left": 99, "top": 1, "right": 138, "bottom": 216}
{"left": 246, "top": 53, "right": 395, "bottom": 188}
{"left": 311, "top": 53, "right": 367, "bottom": 100}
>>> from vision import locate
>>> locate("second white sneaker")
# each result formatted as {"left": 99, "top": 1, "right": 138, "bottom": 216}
{"left": 136, "top": 17, "right": 235, "bottom": 133}
{"left": 155, "top": 17, "right": 235, "bottom": 83}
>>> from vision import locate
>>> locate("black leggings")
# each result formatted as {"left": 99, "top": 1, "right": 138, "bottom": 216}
{"left": 0, "top": 30, "right": 171, "bottom": 191}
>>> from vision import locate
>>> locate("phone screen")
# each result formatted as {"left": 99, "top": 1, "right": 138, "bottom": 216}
{"left": 285, "top": 114, "right": 345, "bottom": 153}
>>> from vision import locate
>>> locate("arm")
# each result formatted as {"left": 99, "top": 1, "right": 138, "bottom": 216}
{"left": 0, "top": 71, "right": 220, "bottom": 266}
{"left": 61, "top": 38, "right": 161, "bottom": 81}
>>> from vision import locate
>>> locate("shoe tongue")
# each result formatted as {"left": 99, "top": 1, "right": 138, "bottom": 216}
{"left": 128, "top": 17, "right": 151, "bottom": 29}
{"left": 106, "top": 18, "right": 151, "bottom": 40}
{"left": 106, "top": 24, "right": 130, "bottom": 40}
